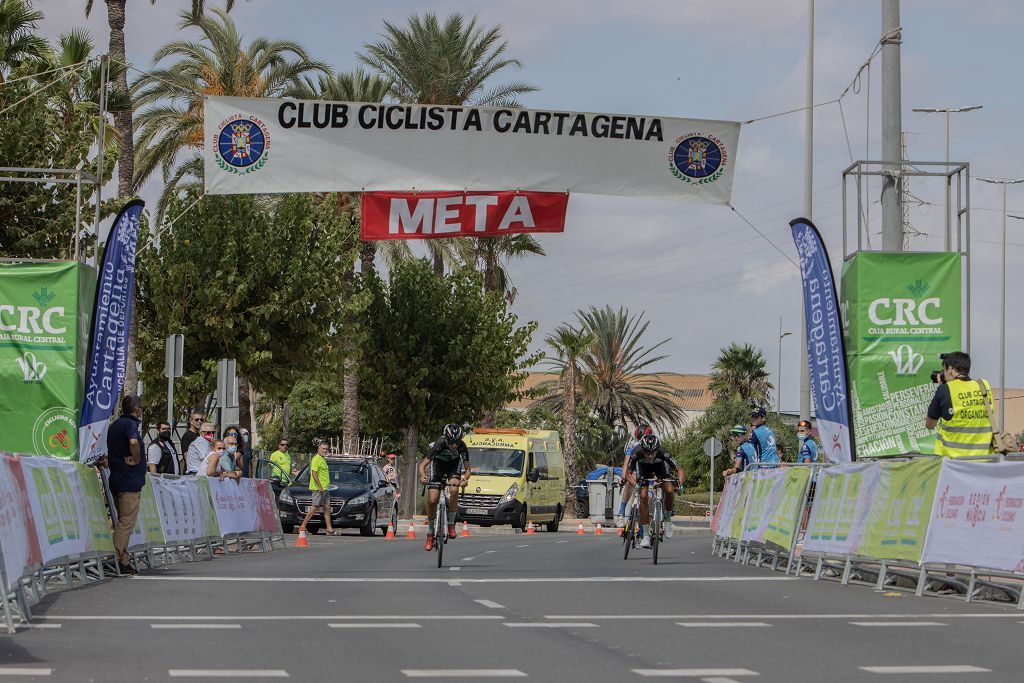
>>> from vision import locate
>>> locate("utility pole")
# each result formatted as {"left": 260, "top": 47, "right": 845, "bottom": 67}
{"left": 880, "top": 0, "right": 903, "bottom": 250}
{"left": 800, "top": 0, "right": 814, "bottom": 422}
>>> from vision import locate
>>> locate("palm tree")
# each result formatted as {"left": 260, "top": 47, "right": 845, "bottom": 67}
{"left": 455, "top": 234, "right": 545, "bottom": 303}
{"left": 708, "top": 342, "right": 773, "bottom": 406}
{"left": 359, "top": 12, "right": 537, "bottom": 276}
{"left": 0, "top": 0, "right": 49, "bottom": 82}
{"left": 537, "top": 305, "right": 684, "bottom": 432}
{"left": 133, "top": 8, "right": 327, "bottom": 216}
{"left": 544, "top": 324, "right": 595, "bottom": 489}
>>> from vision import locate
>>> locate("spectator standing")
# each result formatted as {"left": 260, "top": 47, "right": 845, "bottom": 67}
{"left": 925, "top": 351, "right": 995, "bottom": 457}
{"left": 223, "top": 425, "right": 244, "bottom": 474}
{"left": 106, "top": 395, "right": 147, "bottom": 575}
{"left": 723, "top": 425, "right": 756, "bottom": 477}
{"left": 747, "top": 407, "right": 780, "bottom": 467}
{"left": 796, "top": 420, "right": 820, "bottom": 463}
{"left": 186, "top": 422, "right": 216, "bottom": 475}
{"left": 239, "top": 428, "right": 253, "bottom": 478}
{"left": 147, "top": 420, "right": 180, "bottom": 475}
{"left": 269, "top": 438, "right": 292, "bottom": 482}
{"left": 201, "top": 440, "right": 240, "bottom": 480}
{"left": 179, "top": 411, "right": 203, "bottom": 457}
{"left": 299, "top": 442, "right": 336, "bottom": 535}
{"left": 382, "top": 453, "right": 400, "bottom": 499}
{"left": 221, "top": 433, "right": 243, "bottom": 478}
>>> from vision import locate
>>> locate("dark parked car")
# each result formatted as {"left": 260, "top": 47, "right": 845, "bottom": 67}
{"left": 273, "top": 456, "right": 397, "bottom": 536}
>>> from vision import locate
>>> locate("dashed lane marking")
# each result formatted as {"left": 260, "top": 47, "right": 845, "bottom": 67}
{"left": 328, "top": 623, "right": 421, "bottom": 629}
{"left": 632, "top": 669, "right": 758, "bottom": 677}
{"left": 504, "top": 622, "right": 598, "bottom": 628}
{"left": 151, "top": 624, "right": 241, "bottom": 630}
{"left": 14, "top": 624, "right": 60, "bottom": 629}
{"left": 461, "top": 557, "right": 476, "bottom": 562}
{"left": 0, "top": 669, "right": 51, "bottom": 676}
{"left": 168, "top": 670, "right": 289, "bottom": 678}
{"left": 676, "top": 622, "right": 770, "bottom": 628}
{"left": 474, "top": 600, "right": 505, "bottom": 609}
{"left": 515, "top": 545, "right": 531, "bottom": 548}
{"left": 849, "top": 622, "right": 947, "bottom": 627}
{"left": 450, "top": 567, "right": 461, "bottom": 572}
{"left": 402, "top": 670, "right": 527, "bottom": 678}
{"left": 859, "top": 665, "right": 990, "bottom": 674}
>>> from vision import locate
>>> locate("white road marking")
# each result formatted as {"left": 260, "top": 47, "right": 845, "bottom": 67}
{"left": 151, "top": 624, "right": 242, "bottom": 630}
{"left": 14, "top": 623, "right": 60, "bottom": 629}
{"left": 633, "top": 669, "right": 758, "bottom": 677}
{"left": 131, "top": 575, "right": 794, "bottom": 584}
{"left": 545, "top": 612, "right": 1024, "bottom": 621}
{"left": 504, "top": 622, "right": 598, "bottom": 628}
{"left": 474, "top": 600, "right": 505, "bottom": 609}
{"left": 461, "top": 557, "right": 476, "bottom": 562}
{"left": 677, "top": 622, "right": 770, "bottom": 628}
{"left": 0, "top": 669, "right": 51, "bottom": 676}
{"left": 701, "top": 678, "right": 744, "bottom": 683}
{"left": 450, "top": 567, "right": 461, "bottom": 572}
{"left": 850, "top": 622, "right": 947, "bottom": 627}
{"left": 41, "top": 615, "right": 504, "bottom": 621}
{"left": 328, "top": 623, "right": 421, "bottom": 629}
{"left": 515, "top": 544, "right": 531, "bottom": 548}
{"left": 169, "top": 670, "right": 289, "bottom": 678}
{"left": 402, "top": 670, "right": 527, "bottom": 678}
{"left": 483, "top": 550, "right": 498, "bottom": 554}
{"left": 555, "top": 540, "right": 568, "bottom": 544}
{"left": 859, "top": 665, "right": 990, "bottom": 674}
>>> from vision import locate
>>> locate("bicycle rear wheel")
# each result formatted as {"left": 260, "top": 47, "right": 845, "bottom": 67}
{"left": 651, "top": 499, "right": 662, "bottom": 565}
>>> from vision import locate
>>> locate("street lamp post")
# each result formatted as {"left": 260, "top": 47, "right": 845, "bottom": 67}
{"left": 912, "top": 106, "right": 982, "bottom": 250}
{"left": 978, "top": 177, "right": 1024, "bottom": 432}
{"left": 778, "top": 317, "right": 793, "bottom": 414}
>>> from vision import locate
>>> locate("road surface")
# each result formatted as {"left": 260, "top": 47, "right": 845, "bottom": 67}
{"left": 0, "top": 528, "right": 1017, "bottom": 682}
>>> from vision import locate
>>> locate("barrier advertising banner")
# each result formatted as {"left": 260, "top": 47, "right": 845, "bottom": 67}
{"left": 150, "top": 476, "right": 217, "bottom": 543}
{"left": 0, "top": 262, "right": 93, "bottom": 460}
{"left": 741, "top": 469, "right": 789, "bottom": 543}
{"left": 763, "top": 467, "right": 812, "bottom": 549}
{"left": 253, "top": 479, "right": 282, "bottom": 533}
{"left": 204, "top": 96, "right": 741, "bottom": 204}
{"left": 922, "top": 460, "right": 1024, "bottom": 572}
{"left": 361, "top": 191, "right": 568, "bottom": 240}
{"left": 842, "top": 252, "right": 962, "bottom": 457}
{"left": 128, "top": 484, "right": 164, "bottom": 549}
{"left": 713, "top": 474, "right": 743, "bottom": 538}
{"left": 790, "top": 219, "right": 854, "bottom": 462}
{"left": 207, "top": 477, "right": 261, "bottom": 536}
{"left": 0, "top": 455, "right": 43, "bottom": 589}
{"left": 859, "top": 458, "right": 941, "bottom": 562}
{"left": 804, "top": 462, "right": 881, "bottom": 555}
{"left": 79, "top": 200, "right": 144, "bottom": 464}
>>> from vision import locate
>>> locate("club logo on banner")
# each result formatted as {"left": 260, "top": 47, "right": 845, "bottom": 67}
{"left": 214, "top": 114, "right": 270, "bottom": 174}
{"left": 668, "top": 133, "right": 728, "bottom": 185}
{"left": 790, "top": 218, "right": 855, "bottom": 463}
{"left": 361, "top": 191, "right": 568, "bottom": 240}
{"left": 78, "top": 200, "right": 143, "bottom": 464}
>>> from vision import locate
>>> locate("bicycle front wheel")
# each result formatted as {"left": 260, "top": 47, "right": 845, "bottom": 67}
{"left": 436, "top": 499, "right": 446, "bottom": 569}
{"left": 651, "top": 500, "right": 662, "bottom": 565}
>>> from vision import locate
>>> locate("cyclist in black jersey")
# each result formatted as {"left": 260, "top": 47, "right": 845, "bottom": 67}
{"left": 418, "top": 423, "right": 470, "bottom": 551}
{"left": 625, "top": 434, "right": 686, "bottom": 549}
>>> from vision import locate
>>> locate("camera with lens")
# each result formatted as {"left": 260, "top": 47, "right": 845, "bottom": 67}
{"left": 930, "top": 353, "right": 951, "bottom": 384}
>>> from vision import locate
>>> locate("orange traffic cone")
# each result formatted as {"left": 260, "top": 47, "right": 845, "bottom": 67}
{"left": 385, "top": 523, "right": 396, "bottom": 540}
{"left": 577, "top": 522, "right": 585, "bottom": 535}
{"left": 295, "top": 529, "right": 309, "bottom": 548}
{"left": 526, "top": 520, "right": 535, "bottom": 535}
{"left": 405, "top": 522, "right": 417, "bottom": 539}
{"left": 461, "top": 521, "right": 470, "bottom": 538}
{"left": 617, "top": 526, "right": 624, "bottom": 537}
{"left": 595, "top": 523, "right": 604, "bottom": 535}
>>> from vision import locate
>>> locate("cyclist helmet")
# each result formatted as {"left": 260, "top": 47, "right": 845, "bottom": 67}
{"left": 639, "top": 434, "right": 660, "bottom": 453}
{"left": 729, "top": 424, "right": 746, "bottom": 436}
{"left": 443, "top": 423, "right": 463, "bottom": 442}
{"left": 633, "top": 423, "right": 653, "bottom": 440}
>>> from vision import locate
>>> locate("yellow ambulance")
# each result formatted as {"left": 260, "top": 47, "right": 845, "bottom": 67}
{"left": 457, "top": 429, "right": 565, "bottom": 531}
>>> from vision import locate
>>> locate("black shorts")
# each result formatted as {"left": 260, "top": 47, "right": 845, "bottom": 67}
{"left": 634, "top": 460, "right": 671, "bottom": 482}
{"left": 426, "top": 458, "right": 464, "bottom": 489}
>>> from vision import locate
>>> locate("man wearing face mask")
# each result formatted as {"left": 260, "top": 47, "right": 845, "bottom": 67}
{"left": 221, "top": 432, "right": 244, "bottom": 479}
{"left": 186, "top": 422, "right": 216, "bottom": 475}
{"left": 147, "top": 421, "right": 180, "bottom": 475}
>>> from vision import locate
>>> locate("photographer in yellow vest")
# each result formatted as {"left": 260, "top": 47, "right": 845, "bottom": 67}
{"left": 924, "top": 351, "right": 995, "bottom": 457}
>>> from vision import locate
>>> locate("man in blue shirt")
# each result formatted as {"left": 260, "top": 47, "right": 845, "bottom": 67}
{"left": 106, "top": 395, "right": 147, "bottom": 575}
{"left": 747, "top": 407, "right": 780, "bottom": 467}
{"left": 797, "top": 420, "right": 820, "bottom": 463}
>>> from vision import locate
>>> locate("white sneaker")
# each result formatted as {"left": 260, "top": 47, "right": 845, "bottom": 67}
{"left": 614, "top": 515, "right": 625, "bottom": 528}
{"left": 638, "top": 535, "right": 652, "bottom": 549}
{"left": 664, "top": 522, "right": 674, "bottom": 539}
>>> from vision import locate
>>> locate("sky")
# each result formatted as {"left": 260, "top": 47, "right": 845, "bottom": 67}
{"left": 31, "top": 0, "right": 1024, "bottom": 411}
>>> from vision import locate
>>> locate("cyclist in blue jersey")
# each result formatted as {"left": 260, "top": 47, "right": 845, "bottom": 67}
{"left": 747, "top": 407, "right": 779, "bottom": 467}
{"left": 615, "top": 423, "right": 653, "bottom": 528}
{"left": 796, "top": 420, "right": 820, "bottom": 463}
{"left": 723, "top": 425, "right": 756, "bottom": 477}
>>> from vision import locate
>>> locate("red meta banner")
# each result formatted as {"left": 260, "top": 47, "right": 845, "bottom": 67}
{"left": 361, "top": 191, "right": 568, "bottom": 240}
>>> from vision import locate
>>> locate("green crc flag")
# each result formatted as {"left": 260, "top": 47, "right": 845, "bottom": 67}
{"left": 841, "top": 252, "right": 962, "bottom": 456}
{"left": 0, "top": 262, "right": 94, "bottom": 460}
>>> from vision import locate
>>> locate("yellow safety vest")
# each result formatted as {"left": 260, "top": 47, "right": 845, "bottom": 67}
{"left": 935, "top": 378, "right": 994, "bottom": 457}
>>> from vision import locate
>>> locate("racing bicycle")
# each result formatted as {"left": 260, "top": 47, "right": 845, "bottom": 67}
{"left": 423, "top": 483, "right": 466, "bottom": 569}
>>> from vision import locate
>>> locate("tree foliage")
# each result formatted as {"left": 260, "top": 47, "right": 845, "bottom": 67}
{"left": 135, "top": 191, "right": 360, "bottom": 417}
{"left": 708, "top": 342, "right": 774, "bottom": 406}
{"left": 358, "top": 258, "right": 538, "bottom": 515}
